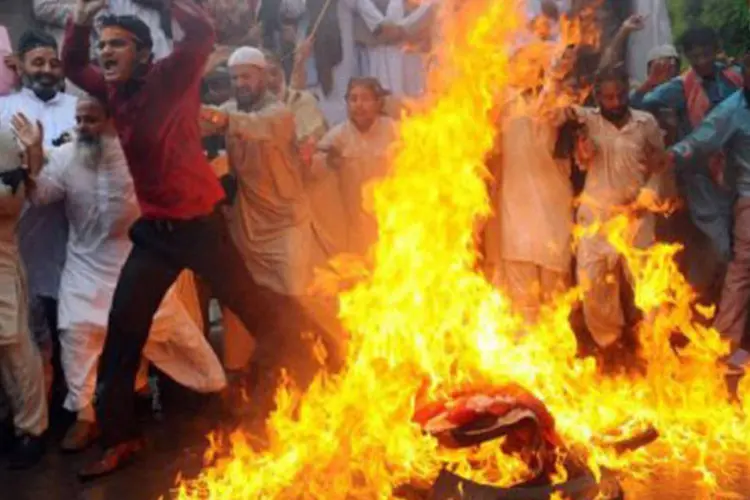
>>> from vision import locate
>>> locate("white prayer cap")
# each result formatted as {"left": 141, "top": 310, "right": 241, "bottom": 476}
{"left": 228, "top": 46, "right": 267, "bottom": 69}
{"left": 647, "top": 44, "right": 679, "bottom": 64}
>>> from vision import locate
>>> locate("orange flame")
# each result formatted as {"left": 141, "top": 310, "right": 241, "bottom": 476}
{"left": 177, "top": 1, "right": 750, "bottom": 497}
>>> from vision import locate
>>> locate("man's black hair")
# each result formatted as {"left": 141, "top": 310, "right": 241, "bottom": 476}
{"left": 17, "top": 29, "right": 58, "bottom": 57}
{"left": 678, "top": 26, "right": 719, "bottom": 54}
{"left": 594, "top": 64, "right": 630, "bottom": 92}
{"left": 98, "top": 14, "right": 154, "bottom": 52}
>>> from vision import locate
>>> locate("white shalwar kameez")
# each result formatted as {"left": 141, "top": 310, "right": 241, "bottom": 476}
{"left": 499, "top": 99, "right": 574, "bottom": 320}
{"left": 30, "top": 137, "right": 225, "bottom": 419}
{"left": 355, "top": 0, "right": 435, "bottom": 97}
{"left": 314, "top": 0, "right": 362, "bottom": 126}
{"left": 0, "top": 88, "right": 77, "bottom": 306}
{"left": 575, "top": 108, "right": 666, "bottom": 348}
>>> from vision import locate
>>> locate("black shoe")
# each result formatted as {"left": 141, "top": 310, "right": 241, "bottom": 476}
{"left": 7, "top": 433, "right": 45, "bottom": 470}
{"left": 0, "top": 420, "right": 14, "bottom": 454}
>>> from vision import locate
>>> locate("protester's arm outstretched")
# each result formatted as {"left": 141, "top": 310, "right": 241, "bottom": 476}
{"left": 199, "top": 103, "right": 295, "bottom": 144}
{"left": 150, "top": 0, "right": 215, "bottom": 94}
{"left": 62, "top": 0, "right": 108, "bottom": 100}
{"left": 670, "top": 91, "right": 741, "bottom": 166}
{"left": 599, "top": 14, "right": 644, "bottom": 69}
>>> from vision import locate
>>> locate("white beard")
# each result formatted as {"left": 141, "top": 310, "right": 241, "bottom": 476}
{"left": 74, "top": 137, "right": 103, "bottom": 170}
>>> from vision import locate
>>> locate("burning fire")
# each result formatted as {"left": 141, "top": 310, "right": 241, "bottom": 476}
{"left": 177, "top": 0, "right": 750, "bottom": 497}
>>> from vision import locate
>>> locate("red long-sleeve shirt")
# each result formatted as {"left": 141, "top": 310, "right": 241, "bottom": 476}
{"left": 62, "top": 1, "right": 224, "bottom": 220}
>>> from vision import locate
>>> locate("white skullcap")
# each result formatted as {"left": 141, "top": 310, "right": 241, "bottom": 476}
{"left": 647, "top": 44, "right": 679, "bottom": 64}
{"left": 228, "top": 46, "right": 267, "bottom": 69}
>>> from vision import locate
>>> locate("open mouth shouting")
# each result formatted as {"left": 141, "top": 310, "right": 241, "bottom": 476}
{"left": 101, "top": 56, "right": 120, "bottom": 81}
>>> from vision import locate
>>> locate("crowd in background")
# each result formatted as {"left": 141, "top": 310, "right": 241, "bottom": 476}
{"left": 0, "top": 0, "right": 746, "bottom": 485}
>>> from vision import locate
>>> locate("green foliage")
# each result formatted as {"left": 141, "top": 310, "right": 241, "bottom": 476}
{"left": 667, "top": 0, "right": 750, "bottom": 56}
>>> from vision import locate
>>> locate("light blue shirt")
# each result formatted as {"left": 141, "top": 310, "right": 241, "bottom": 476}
{"left": 672, "top": 90, "right": 750, "bottom": 198}
{"left": 631, "top": 65, "right": 741, "bottom": 142}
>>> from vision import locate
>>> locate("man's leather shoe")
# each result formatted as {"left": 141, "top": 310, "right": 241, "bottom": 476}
{"left": 61, "top": 421, "right": 99, "bottom": 453}
{"left": 77, "top": 439, "right": 144, "bottom": 481}
{"left": 0, "top": 419, "right": 14, "bottom": 455}
{"left": 7, "top": 433, "right": 45, "bottom": 470}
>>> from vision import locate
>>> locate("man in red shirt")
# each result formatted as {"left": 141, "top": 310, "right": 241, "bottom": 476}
{"left": 63, "top": 0, "right": 300, "bottom": 479}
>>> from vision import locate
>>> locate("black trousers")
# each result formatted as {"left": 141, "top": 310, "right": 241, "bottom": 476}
{"left": 38, "top": 297, "right": 65, "bottom": 404}
{"left": 96, "top": 210, "right": 300, "bottom": 447}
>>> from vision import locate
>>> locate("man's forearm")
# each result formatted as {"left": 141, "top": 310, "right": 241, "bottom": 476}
{"left": 62, "top": 20, "right": 92, "bottom": 70}
{"left": 62, "top": 19, "right": 108, "bottom": 98}
{"left": 172, "top": 0, "right": 214, "bottom": 46}
{"left": 25, "top": 145, "right": 45, "bottom": 179}
{"left": 599, "top": 27, "right": 630, "bottom": 69}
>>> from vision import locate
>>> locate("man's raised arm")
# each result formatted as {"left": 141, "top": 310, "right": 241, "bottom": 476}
{"left": 150, "top": 0, "right": 216, "bottom": 91}
{"left": 62, "top": 0, "right": 107, "bottom": 100}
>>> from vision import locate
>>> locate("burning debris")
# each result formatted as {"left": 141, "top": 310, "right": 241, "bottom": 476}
{"left": 402, "top": 384, "right": 659, "bottom": 499}
{"left": 176, "top": 1, "right": 750, "bottom": 498}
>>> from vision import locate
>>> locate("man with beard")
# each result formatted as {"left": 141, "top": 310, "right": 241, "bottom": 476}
{"left": 667, "top": 54, "right": 750, "bottom": 374}
{"left": 570, "top": 66, "right": 668, "bottom": 369}
{"left": 199, "top": 47, "right": 312, "bottom": 296}
{"left": 63, "top": 0, "right": 316, "bottom": 478}
{"left": 631, "top": 27, "right": 742, "bottom": 300}
{"left": 14, "top": 96, "right": 227, "bottom": 453}
{"left": 200, "top": 47, "right": 324, "bottom": 407}
{"left": 0, "top": 29, "right": 76, "bottom": 402}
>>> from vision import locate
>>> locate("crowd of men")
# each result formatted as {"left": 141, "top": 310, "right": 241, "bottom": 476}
{"left": 0, "top": 0, "right": 748, "bottom": 489}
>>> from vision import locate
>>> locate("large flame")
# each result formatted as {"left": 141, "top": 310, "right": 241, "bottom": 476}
{"left": 178, "top": 0, "right": 750, "bottom": 497}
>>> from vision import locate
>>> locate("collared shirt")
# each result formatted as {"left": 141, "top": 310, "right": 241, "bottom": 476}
{"left": 672, "top": 90, "right": 750, "bottom": 198}
{"left": 631, "top": 64, "right": 741, "bottom": 142}
{"left": 30, "top": 137, "right": 138, "bottom": 330}
{"left": 0, "top": 88, "right": 77, "bottom": 148}
{"left": 577, "top": 108, "right": 666, "bottom": 208}
{"left": 62, "top": 2, "right": 224, "bottom": 220}
{"left": 0, "top": 88, "right": 77, "bottom": 298}
{"left": 576, "top": 108, "right": 667, "bottom": 255}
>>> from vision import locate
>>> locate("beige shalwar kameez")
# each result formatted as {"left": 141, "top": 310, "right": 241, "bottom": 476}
{"left": 575, "top": 108, "right": 667, "bottom": 347}
{"left": 218, "top": 93, "right": 313, "bottom": 296}
{"left": 0, "top": 163, "right": 47, "bottom": 437}
{"left": 204, "top": 93, "right": 315, "bottom": 370}
{"left": 498, "top": 99, "right": 574, "bottom": 321}
{"left": 313, "top": 116, "right": 399, "bottom": 256}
